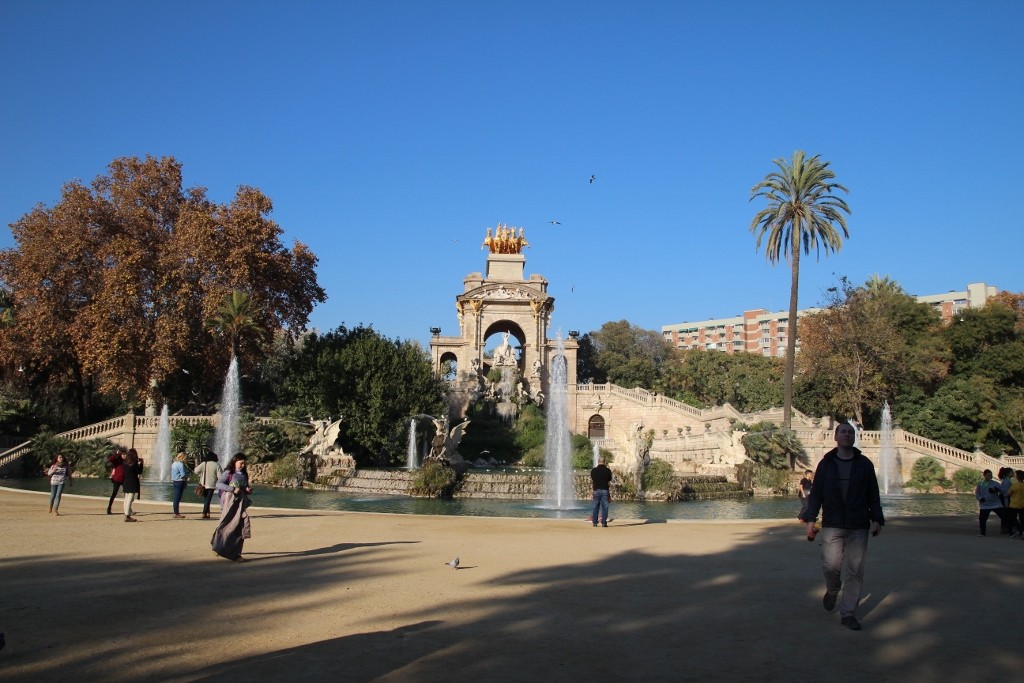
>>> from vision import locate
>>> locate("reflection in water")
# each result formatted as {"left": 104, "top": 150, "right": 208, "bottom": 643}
{"left": 1, "top": 478, "right": 976, "bottom": 520}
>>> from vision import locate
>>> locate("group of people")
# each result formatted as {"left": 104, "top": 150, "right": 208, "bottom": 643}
{"left": 975, "top": 467, "right": 1024, "bottom": 537}
{"left": 44, "top": 447, "right": 255, "bottom": 562}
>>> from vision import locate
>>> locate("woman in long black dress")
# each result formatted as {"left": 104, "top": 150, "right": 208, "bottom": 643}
{"left": 122, "top": 448, "right": 144, "bottom": 522}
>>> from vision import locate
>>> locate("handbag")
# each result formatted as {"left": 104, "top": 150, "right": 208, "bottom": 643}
{"left": 194, "top": 484, "right": 206, "bottom": 497}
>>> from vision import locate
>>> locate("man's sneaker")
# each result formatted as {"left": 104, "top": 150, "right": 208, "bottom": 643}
{"left": 841, "top": 616, "right": 862, "bottom": 631}
{"left": 823, "top": 590, "right": 838, "bottom": 612}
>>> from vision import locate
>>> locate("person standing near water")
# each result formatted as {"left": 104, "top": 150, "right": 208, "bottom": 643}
{"left": 798, "top": 469, "right": 813, "bottom": 520}
{"left": 122, "top": 449, "right": 144, "bottom": 522}
{"left": 170, "top": 452, "right": 189, "bottom": 519}
{"left": 590, "top": 457, "right": 612, "bottom": 527}
{"left": 106, "top": 449, "right": 125, "bottom": 515}
{"left": 194, "top": 451, "right": 221, "bottom": 519}
{"left": 800, "top": 422, "right": 884, "bottom": 631}
{"left": 975, "top": 469, "right": 1003, "bottom": 536}
{"left": 212, "top": 453, "right": 253, "bottom": 561}
{"left": 46, "top": 453, "right": 72, "bottom": 515}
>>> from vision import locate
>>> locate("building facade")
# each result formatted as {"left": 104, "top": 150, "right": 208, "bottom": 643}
{"left": 662, "top": 282, "right": 999, "bottom": 356}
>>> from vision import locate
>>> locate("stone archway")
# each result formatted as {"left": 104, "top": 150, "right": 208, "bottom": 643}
{"left": 588, "top": 414, "right": 606, "bottom": 439}
{"left": 430, "top": 225, "right": 578, "bottom": 418}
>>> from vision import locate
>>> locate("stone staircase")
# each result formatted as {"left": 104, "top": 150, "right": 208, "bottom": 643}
{"left": 304, "top": 467, "right": 747, "bottom": 502}
{"left": 306, "top": 468, "right": 415, "bottom": 495}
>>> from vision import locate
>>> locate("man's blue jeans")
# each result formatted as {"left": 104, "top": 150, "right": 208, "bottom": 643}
{"left": 592, "top": 489, "right": 609, "bottom": 525}
{"left": 820, "top": 527, "right": 869, "bottom": 618}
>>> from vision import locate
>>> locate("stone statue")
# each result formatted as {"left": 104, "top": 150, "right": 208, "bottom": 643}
{"left": 531, "top": 358, "right": 543, "bottom": 378}
{"left": 302, "top": 417, "right": 344, "bottom": 458}
{"left": 493, "top": 331, "right": 517, "bottom": 367}
{"left": 428, "top": 416, "right": 471, "bottom": 465}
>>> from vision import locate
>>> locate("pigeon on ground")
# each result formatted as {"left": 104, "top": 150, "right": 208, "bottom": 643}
{"left": 446, "top": 556, "right": 460, "bottom": 569}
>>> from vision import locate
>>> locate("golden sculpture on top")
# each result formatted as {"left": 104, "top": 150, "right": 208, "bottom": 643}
{"left": 482, "top": 224, "right": 530, "bottom": 254}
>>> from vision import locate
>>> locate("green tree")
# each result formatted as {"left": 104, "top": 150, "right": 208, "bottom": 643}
{"left": 796, "top": 277, "right": 944, "bottom": 425}
{"left": 739, "top": 421, "right": 806, "bottom": 470}
{"left": 749, "top": 151, "right": 851, "bottom": 429}
{"left": 207, "top": 290, "right": 265, "bottom": 361}
{"left": 577, "top": 320, "right": 675, "bottom": 389}
{"left": 277, "top": 325, "right": 448, "bottom": 466}
{"left": 662, "top": 348, "right": 783, "bottom": 411}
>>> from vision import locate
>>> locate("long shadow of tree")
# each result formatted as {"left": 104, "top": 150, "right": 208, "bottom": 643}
{"left": 2, "top": 513, "right": 1021, "bottom": 682}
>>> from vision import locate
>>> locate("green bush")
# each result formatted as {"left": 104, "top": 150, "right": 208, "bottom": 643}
{"left": 71, "top": 438, "right": 121, "bottom": 477}
{"left": 740, "top": 421, "right": 805, "bottom": 469}
{"left": 952, "top": 467, "right": 983, "bottom": 493}
{"left": 735, "top": 461, "right": 789, "bottom": 493}
{"left": 641, "top": 458, "right": 676, "bottom": 492}
{"left": 572, "top": 434, "right": 596, "bottom": 469}
{"left": 905, "top": 456, "right": 951, "bottom": 491}
{"left": 22, "top": 432, "right": 120, "bottom": 477}
{"left": 616, "top": 476, "right": 638, "bottom": 499}
{"left": 411, "top": 460, "right": 457, "bottom": 497}
{"left": 270, "top": 454, "right": 301, "bottom": 482}
{"left": 171, "top": 421, "right": 215, "bottom": 462}
{"left": 521, "top": 444, "right": 545, "bottom": 468}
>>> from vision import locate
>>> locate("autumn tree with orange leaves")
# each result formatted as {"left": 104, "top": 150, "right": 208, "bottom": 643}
{"left": 0, "top": 156, "right": 325, "bottom": 424}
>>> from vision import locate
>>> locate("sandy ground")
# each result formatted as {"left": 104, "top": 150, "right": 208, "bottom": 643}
{"left": 1, "top": 486, "right": 1022, "bottom": 682}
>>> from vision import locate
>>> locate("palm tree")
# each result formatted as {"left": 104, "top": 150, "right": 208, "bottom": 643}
{"left": 206, "top": 290, "right": 265, "bottom": 360}
{"left": 749, "top": 151, "right": 851, "bottom": 429}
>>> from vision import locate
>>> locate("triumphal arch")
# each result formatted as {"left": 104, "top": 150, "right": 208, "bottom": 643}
{"left": 430, "top": 225, "right": 578, "bottom": 418}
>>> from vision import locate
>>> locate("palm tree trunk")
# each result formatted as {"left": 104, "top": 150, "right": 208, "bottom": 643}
{"left": 783, "top": 223, "right": 801, "bottom": 430}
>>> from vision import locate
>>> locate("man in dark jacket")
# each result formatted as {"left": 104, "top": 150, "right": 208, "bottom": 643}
{"left": 800, "top": 422, "right": 884, "bottom": 631}
{"left": 590, "top": 457, "right": 612, "bottom": 527}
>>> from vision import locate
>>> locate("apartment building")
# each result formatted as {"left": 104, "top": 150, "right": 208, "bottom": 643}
{"left": 662, "top": 282, "right": 998, "bottom": 357}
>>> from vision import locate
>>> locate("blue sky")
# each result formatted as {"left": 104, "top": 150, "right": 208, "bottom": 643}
{"left": 2, "top": 1, "right": 1021, "bottom": 348}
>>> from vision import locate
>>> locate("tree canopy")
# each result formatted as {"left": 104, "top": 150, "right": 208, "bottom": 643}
{"left": 0, "top": 156, "right": 325, "bottom": 424}
{"left": 275, "top": 325, "right": 448, "bottom": 465}
{"left": 576, "top": 320, "right": 675, "bottom": 389}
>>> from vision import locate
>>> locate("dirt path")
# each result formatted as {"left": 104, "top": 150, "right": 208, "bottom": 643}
{"left": 1, "top": 487, "right": 1021, "bottom": 682}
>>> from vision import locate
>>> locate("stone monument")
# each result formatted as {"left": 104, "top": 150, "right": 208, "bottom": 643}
{"left": 430, "top": 225, "right": 578, "bottom": 419}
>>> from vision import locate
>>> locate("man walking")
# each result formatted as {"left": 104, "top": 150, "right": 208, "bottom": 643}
{"left": 590, "top": 457, "right": 612, "bottom": 527}
{"left": 800, "top": 422, "right": 884, "bottom": 631}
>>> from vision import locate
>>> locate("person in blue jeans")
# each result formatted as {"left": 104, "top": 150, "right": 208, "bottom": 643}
{"left": 590, "top": 457, "right": 612, "bottom": 527}
{"left": 47, "top": 453, "right": 73, "bottom": 515}
{"left": 170, "top": 452, "right": 189, "bottom": 518}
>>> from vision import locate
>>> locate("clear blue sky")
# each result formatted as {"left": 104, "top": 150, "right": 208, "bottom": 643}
{"left": 2, "top": 1, "right": 1021, "bottom": 348}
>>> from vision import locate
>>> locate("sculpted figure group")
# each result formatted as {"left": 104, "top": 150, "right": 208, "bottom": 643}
{"left": 482, "top": 225, "right": 529, "bottom": 254}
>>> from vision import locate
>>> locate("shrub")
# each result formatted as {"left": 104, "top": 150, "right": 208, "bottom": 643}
{"left": 905, "top": 456, "right": 951, "bottom": 491}
{"left": 72, "top": 438, "right": 121, "bottom": 477}
{"left": 952, "top": 467, "right": 983, "bottom": 493}
{"left": 572, "top": 434, "right": 596, "bottom": 469}
{"left": 642, "top": 458, "right": 677, "bottom": 492}
{"left": 270, "top": 454, "right": 301, "bottom": 482}
{"left": 22, "top": 433, "right": 119, "bottom": 477}
{"left": 412, "top": 460, "right": 457, "bottom": 497}
{"left": 735, "top": 461, "right": 789, "bottom": 493}
{"left": 616, "top": 476, "right": 638, "bottom": 499}
{"left": 740, "top": 421, "right": 805, "bottom": 469}
{"left": 171, "top": 421, "right": 215, "bottom": 462}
